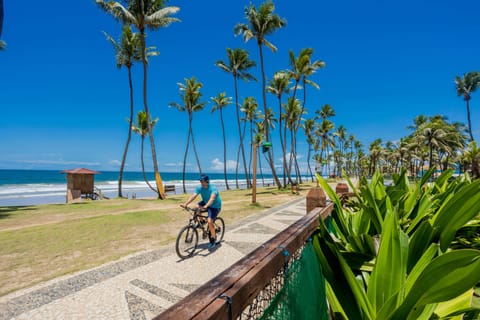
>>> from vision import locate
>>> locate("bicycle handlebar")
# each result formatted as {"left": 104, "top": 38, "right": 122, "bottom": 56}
{"left": 180, "top": 205, "right": 207, "bottom": 214}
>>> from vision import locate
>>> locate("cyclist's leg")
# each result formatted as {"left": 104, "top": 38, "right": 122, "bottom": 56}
{"left": 207, "top": 207, "right": 220, "bottom": 245}
{"left": 196, "top": 201, "right": 208, "bottom": 224}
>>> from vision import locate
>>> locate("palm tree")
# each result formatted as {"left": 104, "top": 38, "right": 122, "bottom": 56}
{"left": 267, "top": 71, "right": 290, "bottom": 187}
{"left": 288, "top": 49, "right": 325, "bottom": 183}
{"left": 315, "top": 104, "right": 336, "bottom": 175}
{"left": 215, "top": 48, "right": 256, "bottom": 189}
{"left": 303, "top": 118, "right": 317, "bottom": 181}
{"left": 241, "top": 96, "right": 261, "bottom": 184}
{"left": 334, "top": 125, "right": 347, "bottom": 175}
{"left": 169, "top": 77, "right": 206, "bottom": 193}
{"left": 284, "top": 97, "right": 303, "bottom": 184}
{"left": 103, "top": 26, "right": 153, "bottom": 198}
{"left": 132, "top": 111, "right": 158, "bottom": 193}
{"left": 211, "top": 92, "right": 233, "bottom": 190}
{"left": 234, "top": 0, "right": 286, "bottom": 188}
{"left": 96, "top": 0, "right": 180, "bottom": 199}
{"left": 455, "top": 72, "right": 480, "bottom": 142}
{"left": 315, "top": 103, "right": 335, "bottom": 120}
{"left": 317, "top": 119, "right": 335, "bottom": 176}
{"left": 368, "top": 139, "right": 383, "bottom": 176}
{"left": 254, "top": 121, "right": 266, "bottom": 186}
{"left": 463, "top": 141, "right": 480, "bottom": 179}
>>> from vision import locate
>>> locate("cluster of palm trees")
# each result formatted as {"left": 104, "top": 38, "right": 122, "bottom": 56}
{"left": 95, "top": 0, "right": 480, "bottom": 199}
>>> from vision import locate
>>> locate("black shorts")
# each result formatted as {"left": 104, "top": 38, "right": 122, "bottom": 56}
{"left": 198, "top": 201, "right": 221, "bottom": 220}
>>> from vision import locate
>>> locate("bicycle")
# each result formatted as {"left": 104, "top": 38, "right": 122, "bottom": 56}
{"left": 175, "top": 206, "right": 225, "bottom": 259}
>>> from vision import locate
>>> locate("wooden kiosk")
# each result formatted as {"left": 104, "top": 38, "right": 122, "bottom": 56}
{"left": 61, "top": 168, "right": 100, "bottom": 203}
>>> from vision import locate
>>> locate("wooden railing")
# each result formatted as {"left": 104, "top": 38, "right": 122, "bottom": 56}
{"left": 156, "top": 201, "right": 334, "bottom": 320}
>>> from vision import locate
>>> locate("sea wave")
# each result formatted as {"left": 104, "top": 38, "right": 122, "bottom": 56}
{"left": 0, "top": 177, "right": 280, "bottom": 206}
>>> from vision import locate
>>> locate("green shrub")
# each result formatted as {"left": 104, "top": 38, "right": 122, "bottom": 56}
{"left": 313, "top": 169, "right": 480, "bottom": 319}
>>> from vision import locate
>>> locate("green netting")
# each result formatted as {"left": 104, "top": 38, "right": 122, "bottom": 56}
{"left": 259, "top": 242, "right": 328, "bottom": 320}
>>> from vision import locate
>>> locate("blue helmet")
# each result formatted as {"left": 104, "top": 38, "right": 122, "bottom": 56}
{"left": 199, "top": 175, "right": 209, "bottom": 182}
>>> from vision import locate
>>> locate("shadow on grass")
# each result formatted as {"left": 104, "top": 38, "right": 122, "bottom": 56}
{"left": 0, "top": 205, "right": 35, "bottom": 219}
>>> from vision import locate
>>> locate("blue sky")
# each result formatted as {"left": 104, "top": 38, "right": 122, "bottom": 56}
{"left": 1, "top": 0, "right": 479, "bottom": 173}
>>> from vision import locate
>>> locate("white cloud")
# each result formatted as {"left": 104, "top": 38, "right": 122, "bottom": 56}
{"left": 109, "top": 160, "right": 121, "bottom": 166}
{"left": 210, "top": 158, "right": 237, "bottom": 171}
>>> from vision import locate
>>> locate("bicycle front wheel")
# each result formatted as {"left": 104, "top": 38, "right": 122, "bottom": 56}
{"left": 175, "top": 225, "right": 198, "bottom": 259}
{"left": 214, "top": 217, "right": 225, "bottom": 244}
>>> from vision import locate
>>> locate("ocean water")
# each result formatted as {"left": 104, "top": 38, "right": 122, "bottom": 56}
{"left": 0, "top": 169, "right": 276, "bottom": 206}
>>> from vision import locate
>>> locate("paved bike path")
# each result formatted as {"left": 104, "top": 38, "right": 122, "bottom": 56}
{"left": 0, "top": 198, "right": 307, "bottom": 320}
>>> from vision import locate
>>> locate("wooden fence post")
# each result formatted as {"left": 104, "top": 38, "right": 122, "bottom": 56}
{"left": 306, "top": 187, "right": 327, "bottom": 213}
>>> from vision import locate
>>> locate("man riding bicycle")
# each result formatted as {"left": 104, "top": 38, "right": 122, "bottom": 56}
{"left": 181, "top": 175, "right": 222, "bottom": 248}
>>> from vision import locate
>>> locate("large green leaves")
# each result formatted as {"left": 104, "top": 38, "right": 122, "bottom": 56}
{"left": 367, "top": 205, "right": 408, "bottom": 316}
{"left": 314, "top": 171, "right": 480, "bottom": 319}
{"left": 391, "top": 249, "right": 480, "bottom": 319}
{"left": 432, "top": 179, "right": 480, "bottom": 251}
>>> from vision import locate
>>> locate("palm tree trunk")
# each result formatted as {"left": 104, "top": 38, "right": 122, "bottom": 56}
{"left": 258, "top": 44, "right": 281, "bottom": 188}
{"left": 141, "top": 137, "right": 157, "bottom": 193}
{"left": 278, "top": 98, "right": 286, "bottom": 188}
{"left": 118, "top": 67, "right": 133, "bottom": 198}
{"left": 235, "top": 143, "right": 241, "bottom": 189}
{"left": 307, "top": 146, "right": 313, "bottom": 181}
{"left": 182, "top": 128, "right": 191, "bottom": 194}
{"left": 189, "top": 113, "right": 202, "bottom": 174}
{"left": 140, "top": 29, "right": 165, "bottom": 199}
{"left": 220, "top": 108, "right": 230, "bottom": 190}
{"left": 0, "top": 0, "right": 4, "bottom": 38}
{"left": 258, "top": 150, "right": 265, "bottom": 186}
{"left": 284, "top": 121, "right": 292, "bottom": 185}
{"left": 118, "top": 67, "right": 134, "bottom": 198}
{"left": 248, "top": 120, "right": 254, "bottom": 184}
{"left": 233, "top": 76, "right": 251, "bottom": 189}
{"left": 466, "top": 100, "right": 475, "bottom": 141}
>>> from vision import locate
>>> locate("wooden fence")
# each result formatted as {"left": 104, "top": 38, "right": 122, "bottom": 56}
{"left": 156, "top": 201, "right": 334, "bottom": 320}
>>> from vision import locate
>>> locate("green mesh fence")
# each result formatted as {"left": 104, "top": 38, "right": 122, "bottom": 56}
{"left": 259, "top": 242, "right": 328, "bottom": 320}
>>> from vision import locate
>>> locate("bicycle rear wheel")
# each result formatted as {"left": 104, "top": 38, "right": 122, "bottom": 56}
{"left": 175, "top": 225, "right": 198, "bottom": 259}
{"left": 214, "top": 217, "right": 225, "bottom": 244}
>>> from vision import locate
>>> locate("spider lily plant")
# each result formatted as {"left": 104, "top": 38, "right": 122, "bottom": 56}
{"left": 313, "top": 169, "right": 480, "bottom": 319}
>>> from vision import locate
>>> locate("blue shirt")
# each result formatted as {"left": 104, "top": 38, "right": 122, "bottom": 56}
{"left": 195, "top": 184, "right": 222, "bottom": 208}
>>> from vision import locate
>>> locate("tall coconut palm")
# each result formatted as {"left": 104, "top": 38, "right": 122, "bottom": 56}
{"left": 215, "top": 47, "right": 256, "bottom": 189}
{"left": 316, "top": 119, "right": 336, "bottom": 176}
{"left": 241, "top": 96, "right": 261, "bottom": 183}
{"left": 132, "top": 111, "right": 158, "bottom": 192}
{"left": 211, "top": 92, "right": 232, "bottom": 190}
{"left": 303, "top": 118, "right": 317, "bottom": 181}
{"left": 455, "top": 72, "right": 480, "bottom": 142}
{"left": 267, "top": 71, "right": 290, "bottom": 187}
{"left": 315, "top": 103, "right": 335, "bottom": 120}
{"left": 334, "top": 125, "right": 347, "bottom": 175}
{"left": 288, "top": 49, "right": 325, "bottom": 183}
{"left": 463, "top": 141, "right": 480, "bottom": 178}
{"left": 315, "top": 104, "right": 336, "bottom": 175}
{"left": 103, "top": 26, "right": 155, "bottom": 198}
{"left": 284, "top": 97, "right": 303, "bottom": 183}
{"left": 254, "top": 121, "right": 266, "bottom": 186}
{"left": 234, "top": 0, "right": 286, "bottom": 188}
{"left": 368, "top": 139, "right": 383, "bottom": 176}
{"left": 169, "top": 77, "right": 206, "bottom": 193}
{"left": 96, "top": 0, "right": 180, "bottom": 199}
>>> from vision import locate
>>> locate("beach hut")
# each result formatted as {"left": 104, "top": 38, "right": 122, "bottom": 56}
{"left": 61, "top": 168, "right": 100, "bottom": 203}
